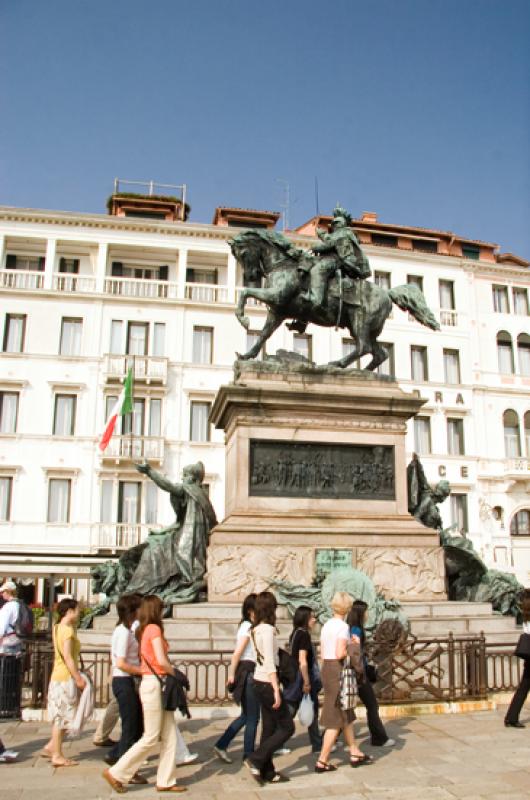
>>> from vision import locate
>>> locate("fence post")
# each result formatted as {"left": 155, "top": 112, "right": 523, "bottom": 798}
{"left": 447, "top": 632, "right": 456, "bottom": 702}
{"left": 478, "top": 632, "right": 487, "bottom": 699}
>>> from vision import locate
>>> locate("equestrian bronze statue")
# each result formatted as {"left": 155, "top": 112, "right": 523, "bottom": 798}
{"left": 230, "top": 206, "right": 440, "bottom": 371}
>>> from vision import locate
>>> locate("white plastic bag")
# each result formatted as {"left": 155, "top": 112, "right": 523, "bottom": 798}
{"left": 298, "top": 693, "right": 314, "bottom": 727}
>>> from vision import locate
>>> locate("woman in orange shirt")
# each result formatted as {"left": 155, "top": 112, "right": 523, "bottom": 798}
{"left": 103, "top": 595, "right": 186, "bottom": 794}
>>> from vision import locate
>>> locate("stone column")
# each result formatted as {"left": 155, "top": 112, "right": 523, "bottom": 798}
{"left": 95, "top": 242, "right": 108, "bottom": 293}
{"left": 226, "top": 252, "right": 237, "bottom": 304}
{"left": 44, "top": 238, "right": 57, "bottom": 289}
{"left": 0, "top": 234, "right": 6, "bottom": 270}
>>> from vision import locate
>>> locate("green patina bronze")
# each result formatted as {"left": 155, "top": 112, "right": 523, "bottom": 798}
{"left": 230, "top": 206, "right": 440, "bottom": 370}
{"left": 82, "top": 461, "right": 217, "bottom": 626}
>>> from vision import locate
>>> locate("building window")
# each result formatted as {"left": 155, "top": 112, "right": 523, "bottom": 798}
{"left": 192, "top": 326, "right": 213, "bottom": 364}
{"left": 145, "top": 481, "right": 158, "bottom": 525}
{"left": 492, "top": 285, "right": 510, "bottom": 313}
{"left": 110, "top": 320, "right": 123, "bottom": 354}
{"left": 450, "top": 494, "right": 469, "bottom": 534}
{"left": 513, "top": 288, "right": 529, "bottom": 316}
{"left": 3, "top": 314, "right": 26, "bottom": 353}
{"left": 0, "top": 477, "right": 12, "bottom": 521}
{"left": 127, "top": 322, "right": 149, "bottom": 355}
{"left": 0, "top": 392, "right": 18, "bottom": 434}
{"left": 447, "top": 418, "right": 465, "bottom": 455}
{"left": 152, "top": 323, "right": 166, "bottom": 357}
{"left": 375, "top": 343, "right": 394, "bottom": 377}
{"left": 53, "top": 395, "right": 76, "bottom": 436}
{"left": 407, "top": 275, "right": 424, "bottom": 291}
{"left": 122, "top": 398, "right": 145, "bottom": 437}
{"left": 410, "top": 345, "right": 428, "bottom": 382}
{"left": 100, "top": 480, "right": 114, "bottom": 523}
{"left": 510, "top": 510, "right": 530, "bottom": 536}
{"left": 443, "top": 349, "right": 461, "bottom": 384}
{"left": 190, "top": 401, "right": 211, "bottom": 442}
{"left": 412, "top": 240, "right": 437, "bottom": 254}
{"left": 503, "top": 409, "right": 521, "bottom": 457}
{"left": 341, "top": 338, "right": 360, "bottom": 367}
{"left": 517, "top": 334, "right": 530, "bottom": 376}
{"left": 149, "top": 399, "right": 162, "bottom": 437}
{"left": 439, "top": 280, "right": 455, "bottom": 310}
{"left": 293, "top": 334, "right": 312, "bottom": 361}
{"left": 372, "top": 234, "right": 398, "bottom": 248}
{"left": 118, "top": 481, "right": 141, "bottom": 524}
{"left": 374, "top": 271, "right": 391, "bottom": 290}
{"left": 59, "top": 318, "right": 82, "bottom": 356}
{"left": 497, "top": 331, "right": 515, "bottom": 374}
{"left": 461, "top": 244, "right": 480, "bottom": 260}
{"left": 525, "top": 412, "right": 530, "bottom": 457}
{"left": 414, "top": 416, "right": 431, "bottom": 454}
{"left": 246, "top": 330, "right": 266, "bottom": 358}
{"left": 47, "top": 478, "right": 71, "bottom": 523}
{"left": 5, "top": 254, "right": 45, "bottom": 271}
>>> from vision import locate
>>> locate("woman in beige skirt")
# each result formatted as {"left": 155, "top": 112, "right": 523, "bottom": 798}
{"left": 315, "top": 591, "right": 372, "bottom": 773}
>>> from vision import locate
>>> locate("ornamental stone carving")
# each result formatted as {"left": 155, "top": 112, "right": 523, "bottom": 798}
{"left": 356, "top": 546, "right": 446, "bottom": 600}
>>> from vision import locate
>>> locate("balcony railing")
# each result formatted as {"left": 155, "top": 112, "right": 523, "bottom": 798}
{"left": 505, "top": 458, "right": 530, "bottom": 474}
{"left": 101, "top": 435, "right": 164, "bottom": 461}
{"left": 104, "top": 276, "right": 178, "bottom": 299}
{"left": 104, "top": 354, "right": 168, "bottom": 383}
{"left": 185, "top": 282, "right": 229, "bottom": 303}
{"left": 52, "top": 273, "right": 97, "bottom": 293}
{"left": 440, "top": 309, "right": 458, "bottom": 326}
{"left": 93, "top": 523, "right": 150, "bottom": 551}
{"left": 0, "top": 270, "right": 44, "bottom": 290}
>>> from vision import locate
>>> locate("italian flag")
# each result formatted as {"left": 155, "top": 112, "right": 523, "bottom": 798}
{"left": 99, "top": 367, "right": 134, "bottom": 451}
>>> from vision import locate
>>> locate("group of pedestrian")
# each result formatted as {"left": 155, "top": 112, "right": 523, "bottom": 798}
{"left": 213, "top": 589, "right": 394, "bottom": 785}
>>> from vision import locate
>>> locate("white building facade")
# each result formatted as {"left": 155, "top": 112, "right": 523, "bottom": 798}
{"left": 0, "top": 200, "right": 528, "bottom": 603}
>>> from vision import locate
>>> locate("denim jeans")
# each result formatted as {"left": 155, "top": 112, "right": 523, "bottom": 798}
{"left": 109, "top": 676, "right": 143, "bottom": 760}
{"left": 215, "top": 673, "right": 260, "bottom": 757}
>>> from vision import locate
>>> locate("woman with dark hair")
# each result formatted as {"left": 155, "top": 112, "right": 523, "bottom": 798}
{"left": 103, "top": 595, "right": 186, "bottom": 794}
{"left": 104, "top": 594, "right": 145, "bottom": 782}
{"left": 505, "top": 593, "right": 530, "bottom": 727}
{"left": 245, "top": 591, "right": 294, "bottom": 785}
{"left": 44, "top": 598, "right": 85, "bottom": 767}
{"left": 213, "top": 593, "right": 259, "bottom": 762}
{"left": 347, "top": 600, "right": 394, "bottom": 747}
{"left": 287, "top": 606, "right": 322, "bottom": 751}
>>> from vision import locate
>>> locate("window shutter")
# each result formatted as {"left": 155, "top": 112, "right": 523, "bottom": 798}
{"left": 213, "top": 268, "right": 218, "bottom": 285}
{"left": 59, "top": 258, "right": 66, "bottom": 273}
{"left": 158, "top": 265, "right": 168, "bottom": 281}
{"left": 72, "top": 259, "right": 80, "bottom": 274}
{"left": 5, "top": 255, "right": 16, "bottom": 269}
{"left": 186, "top": 267, "right": 195, "bottom": 283}
{"left": 38, "top": 257, "right": 46, "bottom": 271}
{"left": 111, "top": 261, "right": 123, "bottom": 276}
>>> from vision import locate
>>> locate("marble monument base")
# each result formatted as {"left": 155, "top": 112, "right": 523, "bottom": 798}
{"left": 207, "top": 359, "right": 446, "bottom": 604}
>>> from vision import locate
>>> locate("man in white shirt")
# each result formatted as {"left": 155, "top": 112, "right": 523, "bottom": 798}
{"left": 0, "top": 581, "right": 22, "bottom": 656}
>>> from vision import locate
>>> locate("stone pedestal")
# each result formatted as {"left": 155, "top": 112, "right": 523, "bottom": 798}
{"left": 207, "top": 361, "right": 446, "bottom": 603}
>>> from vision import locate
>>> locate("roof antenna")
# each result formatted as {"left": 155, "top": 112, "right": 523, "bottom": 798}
{"left": 276, "top": 178, "right": 290, "bottom": 231}
{"left": 314, "top": 176, "right": 319, "bottom": 215}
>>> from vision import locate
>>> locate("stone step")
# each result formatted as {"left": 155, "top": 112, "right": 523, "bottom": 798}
{"left": 401, "top": 601, "right": 495, "bottom": 618}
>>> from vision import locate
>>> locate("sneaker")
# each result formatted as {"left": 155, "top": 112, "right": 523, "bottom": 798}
{"left": 0, "top": 750, "right": 17, "bottom": 763}
{"left": 213, "top": 746, "right": 232, "bottom": 764}
{"left": 176, "top": 753, "right": 199, "bottom": 766}
{"left": 273, "top": 747, "right": 291, "bottom": 756}
{"left": 244, "top": 758, "right": 265, "bottom": 786}
{"left": 382, "top": 738, "right": 396, "bottom": 747}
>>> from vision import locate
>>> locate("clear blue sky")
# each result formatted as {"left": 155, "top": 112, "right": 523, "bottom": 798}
{"left": 1, "top": 0, "right": 529, "bottom": 257}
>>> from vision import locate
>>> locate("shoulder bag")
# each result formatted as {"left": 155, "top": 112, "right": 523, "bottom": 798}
{"left": 514, "top": 632, "right": 530, "bottom": 660}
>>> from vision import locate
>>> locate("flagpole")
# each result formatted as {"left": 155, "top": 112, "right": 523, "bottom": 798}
{"left": 130, "top": 355, "right": 135, "bottom": 460}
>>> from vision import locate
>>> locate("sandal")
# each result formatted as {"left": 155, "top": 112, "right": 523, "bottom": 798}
{"left": 102, "top": 768, "right": 128, "bottom": 794}
{"left": 52, "top": 758, "right": 79, "bottom": 767}
{"left": 155, "top": 786, "right": 188, "bottom": 793}
{"left": 315, "top": 760, "right": 337, "bottom": 773}
{"left": 350, "top": 753, "right": 373, "bottom": 767}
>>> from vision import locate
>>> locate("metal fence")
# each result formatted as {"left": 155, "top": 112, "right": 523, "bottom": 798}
{"left": 17, "top": 633, "right": 523, "bottom": 713}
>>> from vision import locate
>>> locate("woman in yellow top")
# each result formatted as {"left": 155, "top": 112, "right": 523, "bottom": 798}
{"left": 44, "top": 598, "right": 86, "bottom": 767}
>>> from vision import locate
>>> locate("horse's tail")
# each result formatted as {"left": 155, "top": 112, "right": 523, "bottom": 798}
{"left": 388, "top": 284, "right": 440, "bottom": 330}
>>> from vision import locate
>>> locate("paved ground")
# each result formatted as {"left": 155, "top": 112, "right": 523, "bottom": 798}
{"left": 0, "top": 704, "right": 529, "bottom": 800}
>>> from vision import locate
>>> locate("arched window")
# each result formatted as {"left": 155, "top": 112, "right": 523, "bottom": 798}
{"left": 511, "top": 509, "right": 530, "bottom": 536}
{"left": 497, "top": 331, "right": 514, "bottom": 374}
{"left": 503, "top": 409, "right": 521, "bottom": 457}
{"left": 517, "top": 333, "right": 530, "bottom": 376}
{"left": 525, "top": 411, "right": 530, "bottom": 457}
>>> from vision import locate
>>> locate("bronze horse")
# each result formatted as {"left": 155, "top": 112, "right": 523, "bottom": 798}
{"left": 230, "top": 229, "right": 440, "bottom": 369}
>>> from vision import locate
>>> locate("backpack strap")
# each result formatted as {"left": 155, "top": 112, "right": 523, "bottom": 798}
{"left": 250, "top": 629, "right": 264, "bottom": 666}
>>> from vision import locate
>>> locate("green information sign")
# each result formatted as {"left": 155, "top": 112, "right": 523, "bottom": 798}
{"left": 315, "top": 548, "right": 352, "bottom": 580}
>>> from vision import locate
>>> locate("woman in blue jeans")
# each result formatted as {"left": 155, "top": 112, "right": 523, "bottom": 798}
{"left": 213, "top": 594, "right": 260, "bottom": 763}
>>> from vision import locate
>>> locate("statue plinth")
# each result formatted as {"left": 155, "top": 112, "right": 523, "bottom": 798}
{"left": 207, "top": 360, "right": 446, "bottom": 603}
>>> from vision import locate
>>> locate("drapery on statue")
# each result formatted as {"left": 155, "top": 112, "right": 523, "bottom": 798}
{"left": 231, "top": 205, "right": 440, "bottom": 370}
{"left": 406, "top": 452, "right": 523, "bottom": 618}
{"left": 82, "top": 461, "right": 217, "bottom": 626}
{"left": 407, "top": 452, "right": 450, "bottom": 530}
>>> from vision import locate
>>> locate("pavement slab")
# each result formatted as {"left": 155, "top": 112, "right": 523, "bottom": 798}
{"left": 1, "top": 706, "right": 529, "bottom": 800}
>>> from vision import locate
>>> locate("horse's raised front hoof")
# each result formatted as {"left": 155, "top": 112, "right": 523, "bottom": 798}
{"left": 236, "top": 315, "right": 250, "bottom": 331}
{"left": 328, "top": 359, "right": 346, "bottom": 368}
{"left": 236, "top": 351, "right": 251, "bottom": 361}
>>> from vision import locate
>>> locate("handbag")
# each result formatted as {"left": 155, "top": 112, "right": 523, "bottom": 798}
{"left": 514, "top": 632, "right": 530, "bottom": 660}
{"left": 298, "top": 693, "right": 314, "bottom": 727}
{"left": 338, "top": 655, "right": 358, "bottom": 712}
{"left": 143, "top": 656, "right": 190, "bottom": 712}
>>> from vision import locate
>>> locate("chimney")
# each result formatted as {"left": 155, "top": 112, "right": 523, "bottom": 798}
{"left": 361, "top": 211, "right": 378, "bottom": 224}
